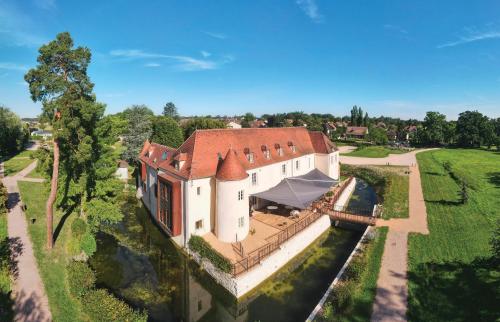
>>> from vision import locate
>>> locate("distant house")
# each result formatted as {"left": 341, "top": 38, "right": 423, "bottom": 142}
{"left": 323, "top": 122, "right": 337, "bottom": 136}
{"left": 404, "top": 125, "right": 418, "bottom": 141}
{"left": 31, "top": 130, "right": 52, "bottom": 139}
{"left": 345, "top": 126, "right": 368, "bottom": 139}
{"left": 115, "top": 160, "right": 129, "bottom": 180}
{"left": 250, "top": 119, "right": 267, "bottom": 128}
{"left": 376, "top": 122, "right": 387, "bottom": 129}
{"left": 226, "top": 121, "right": 242, "bottom": 129}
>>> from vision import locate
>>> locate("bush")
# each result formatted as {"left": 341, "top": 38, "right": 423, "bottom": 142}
{"left": 80, "top": 232, "right": 97, "bottom": 257}
{"left": 0, "top": 182, "right": 7, "bottom": 216}
{"left": 188, "top": 235, "right": 232, "bottom": 273}
{"left": 332, "top": 282, "right": 354, "bottom": 311}
{"left": 71, "top": 218, "right": 87, "bottom": 238}
{"left": 81, "top": 289, "right": 147, "bottom": 322}
{"left": 67, "top": 261, "right": 95, "bottom": 298}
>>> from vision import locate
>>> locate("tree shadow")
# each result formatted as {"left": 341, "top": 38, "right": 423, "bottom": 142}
{"left": 424, "top": 171, "right": 443, "bottom": 176}
{"left": 408, "top": 256, "right": 499, "bottom": 322}
{"left": 0, "top": 237, "right": 23, "bottom": 321}
{"left": 425, "top": 199, "right": 463, "bottom": 206}
{"left": 53, "top": 203, "right": 76, "bottom": 245}
{"left": 487, "top": 172, "right": 500, "bottom": 188}
{"left": 12, "top": 290, "right": 50, "bottom": 322}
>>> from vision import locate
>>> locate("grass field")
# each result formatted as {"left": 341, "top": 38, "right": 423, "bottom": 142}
{"left": 381, "top": 170, "right": 409, "bottom": 219}
{"left": 319, "top": 227, "right": 388, "bottom": 321}
{"left": 0, "top": 198, "right": 13, "bottom": 320}
{"left": 18, "top": 181, "right": 86, "bottom": 322}
{"left": 408, "top": 149, "right": 500, "bottom": 321}
{"left": 341, "top": 146, "right": 409, "bottom": 158}
{"left": 3, "top": 150, "right": 34, "bottom": 176}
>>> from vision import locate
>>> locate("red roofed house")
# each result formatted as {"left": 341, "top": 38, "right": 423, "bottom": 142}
{"left": 138, "top": 127, "right": 339, "bottom": 246}
{"left": 345, "top": 126, "right": 369, "bottom": 139}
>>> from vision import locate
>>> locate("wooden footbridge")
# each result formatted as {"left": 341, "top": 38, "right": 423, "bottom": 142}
{"left": 326, "top": 209, "right": 377, "bottom": 225}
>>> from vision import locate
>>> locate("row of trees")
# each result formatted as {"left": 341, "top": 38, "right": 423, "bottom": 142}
{"left": 412, "top": 111, "right": 500, "bottom": 148}
{"left": 0, "top": 106, "right": 30, "bottom": 157}
{"left": 350, "top": 105, "right": 369, "bottom": 127}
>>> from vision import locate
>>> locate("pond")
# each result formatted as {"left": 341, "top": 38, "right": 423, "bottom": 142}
{"left": 90, "top": 181, "right": 376, "bottom": 322}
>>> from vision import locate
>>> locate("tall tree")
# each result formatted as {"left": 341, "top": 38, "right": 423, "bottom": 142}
{"left": 456, "top": 110, "right": 492, "bottom": 147}
{"left": 162, "top": 102, "right": 179, "bottom": 120}
{"left": 356, "top": 107, "right": 363, "bottom": 126}
{"left": 0, "top": 106, "right": 29, "bottom": 156}
{"left": 182, "top": 117, "right": 226, "bottom": 139}
{"left": 421, "top": 111, "right": 447, "bottom": 146}
{"left": 150, "top": 116, "right": 184, "bottom": 148}
{"left": 24, "top": 32, "right": 101, "bottom": 249}
{"left": 363, "top": 112, "right": 369, "bottom": 127}
{"left": 122, "top": 105, "right": 154, "bottom": 163}
{"left": 350, "top": 106, "right": 358, "bottom": 125}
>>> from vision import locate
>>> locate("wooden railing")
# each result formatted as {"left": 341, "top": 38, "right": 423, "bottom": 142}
{"left": 231, "top": 211, "right": 322, "bottom": 276}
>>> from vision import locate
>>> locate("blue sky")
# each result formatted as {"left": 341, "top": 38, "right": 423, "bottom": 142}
{"left": 1, "top": 0, "right": 500, "bottom": 119}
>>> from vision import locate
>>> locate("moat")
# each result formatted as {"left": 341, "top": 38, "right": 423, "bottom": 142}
{"left": 90, "top": 180, "right": 376, "bottom": 321}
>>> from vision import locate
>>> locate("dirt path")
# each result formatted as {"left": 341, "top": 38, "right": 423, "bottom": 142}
{"left": 340, "top": 149, "right": 435, "bottom": 322}
{"left": 3, "top": 160, "right": 52, "bottom": 322}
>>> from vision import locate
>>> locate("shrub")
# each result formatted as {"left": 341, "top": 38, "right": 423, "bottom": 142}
{"left": 67, "top": 261, "right": 95, "bottom": 298}
{"left": 0, "top": 182, "right": 7, "bottom": 216}
{"left": 321, "top": 302, "right": 334, "bottom": 321}
{"left": 80, "top": 232, "right": 97, "bottom": 257}
{"left": 81, "top": 289, "right": 147, "bottom": 322}
{"left": 188, "top": 235, "right": 232, "bottom": 273}
{"left": 71, "top": 218, "right": 87, "bottom": 238}
{"left": 332, "top": 282, "right": 354, "bottom": 311}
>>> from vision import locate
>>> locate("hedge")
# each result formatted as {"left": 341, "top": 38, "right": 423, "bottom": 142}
{"left": 67, "top": 261, "right": 95, "bottom": 298}
{"left": 188, "top": 235, "right": 232, "bottom": 273}
{"left": 81, "top": 289, "right": 147, "bottom": 322}
{"left": 0, "top": 182, "right": 7, "bottom": 216}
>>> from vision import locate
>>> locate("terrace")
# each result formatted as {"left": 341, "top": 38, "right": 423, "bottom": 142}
{"left": 201, "top": 176, "right": 350, "bottom": 276}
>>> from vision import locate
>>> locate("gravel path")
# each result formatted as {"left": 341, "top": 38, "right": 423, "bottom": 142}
{"left": 340, "top": 149, "right": 435, "bottom": 322}
{"left": 3, "top": 160, "right": 52, "bottom": 322}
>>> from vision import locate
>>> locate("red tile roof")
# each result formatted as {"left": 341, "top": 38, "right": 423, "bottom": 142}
{"left": 141, "top": 127, "right": 337, "bottom": 180}
{"left": 139, "top": 142, "right": 176, "bottom": 168}
{"left": 215, "top": 148, "right": 249, "bottom": 181}
{"left": 346, "top": 126, "right": 368, "bottom": 136}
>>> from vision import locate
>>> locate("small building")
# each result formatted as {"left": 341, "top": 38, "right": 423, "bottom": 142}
{"left": 31, "top": 130, "right": 52, "bottom": 139}
{"left": 345, "top": 126, "right": 368, "bottom": 139}
{"left": 115, "top": 160, "right": 129, "bottom": 181}
{"left": 323, "top": 122, "right": 337, "bottom": 136}
{"left": 226, "top": 121, "right": 242, "bottom": 129}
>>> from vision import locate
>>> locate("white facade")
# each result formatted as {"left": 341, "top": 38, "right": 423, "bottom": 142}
{"left": 216, "top": 177, "right": 250, "bottom": 242}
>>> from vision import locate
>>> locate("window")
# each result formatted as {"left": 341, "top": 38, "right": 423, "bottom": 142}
{"left": 282, "top": 164, "right": 286, "bottom": 175}
{"left": 251, "top": 173, "right": 258, "bottom": 186}
{"left": 238, "top": 190, "right": 244, "bottom": 200}
{"left": 195, "top": 220, "right": 203, "bottom": 230}
{"left": 295, "top": 160, "right": 300, "bottom": 170}
{"left": 238, "top": 216, "right": 245, "bottom": 228}
{"left": 263, "top": 150, "right": 270, "bottom": 159}
{"left": 174, "top": 161, "right": 180, "bottom": 171}
{"left": 161, "top": 151, "right": 168, "bottom": 160}
{"left": 198, "top": 300, "right": 203, "bottom": 312}
{"left": 308, "top": 157, "right": 311, "bottom": 168}
{"left": 247, "top": 152, "right": 254, "bottom": 163}
{"left": 154, "top": 183, "right": 158, "bottom": 198}
{"left": 277, "top": 147, "right": 283, "bottom": 156}
{"left": 197, "top": 186, "right": 201, "bottom": 195}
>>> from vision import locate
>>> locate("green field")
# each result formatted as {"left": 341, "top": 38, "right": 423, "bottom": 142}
{"left": 381, "top": 171, "right": 409, "bottom": 219}
{"left": 3, "top": 150, "right": 34, "bottom": 176}
{"left": 18, "top": 182, "right": 86, "bottom": 322}
{"left": 408, "top": 149, "right": 500, "bottom": 321}
{"left": 341, "top": 146, "right": 409, "bottom": 158}
{"left": 0, "top": 196, "right": 13, "bottom": 320}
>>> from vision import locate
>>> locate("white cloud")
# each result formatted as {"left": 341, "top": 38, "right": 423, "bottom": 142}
{"left": 202, "top": 31, "right": 227, "bottom": 40}
{"left": 296, "top": 0, "right": 323, "bottom": 23}
{"left": 438, "top": 26, "right": 500, "bottom": 48}
{"left": 109, "top": 49, "right": 234, "bottom": 71}
{"left": 201, "top": 50, "right": 211, "bottom": 57}
{"left": 0, "top": 62, "right": 28, "bottom": 71}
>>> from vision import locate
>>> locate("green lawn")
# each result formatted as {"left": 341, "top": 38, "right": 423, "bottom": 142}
{"left": 0, "top": 200, "right": 13, "bottom": 320}
{"left": 18, "top": 181, "right": 86, "bottom": 322}
{"left": 3, "top": 150, "right": 34, "bottom": 176}
{"left": 408, "top": 149, "right": 500, "bottom": 322}
{"left": 319, "top": 227, "right": 388, "bottom": 322}
{"left": 382, "top": 172, "right": 409, "bottom": 219}
{"left": 341, "top": 146, "right": 409, "bottom": 158}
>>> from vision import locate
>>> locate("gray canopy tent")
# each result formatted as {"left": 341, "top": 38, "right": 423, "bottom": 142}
{"left": 251, "top": 169, "right": 339, "bottom": 209}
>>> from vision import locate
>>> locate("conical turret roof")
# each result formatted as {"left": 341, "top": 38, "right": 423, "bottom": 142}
{"left": 216, "top": 148, "right": 248, "bottom": 181}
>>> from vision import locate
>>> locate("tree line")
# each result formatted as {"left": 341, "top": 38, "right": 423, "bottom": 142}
{"left": 0, "top": 106, "right": 30, "bottom": 157}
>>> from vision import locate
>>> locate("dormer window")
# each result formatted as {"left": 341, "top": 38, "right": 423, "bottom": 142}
{"left": 247, "top": 152, "right": 254, "bottom": 163}
{"left": 275, "top": 143, "right": 283, "bottom": 156}
{"left": 161, "top": 151, "right": 168, "bottom": 160}
{"left": 174, "top": 161, "right": 180, "bottom": 171}
{"left": 244, "top": 148, "right": 254, "bottom": 163}
{"left": 261, "top": 145, "right": 270, "bottom": 159}
{"left": 288, "top": 141, "right": 296, "bottom": 153}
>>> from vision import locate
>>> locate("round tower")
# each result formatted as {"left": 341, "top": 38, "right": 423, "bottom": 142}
{"left": 215, "top": 148, "right": 249, "bottom": 243}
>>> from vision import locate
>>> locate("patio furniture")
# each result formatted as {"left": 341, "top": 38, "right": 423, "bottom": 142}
{"left": 266, "top": 205, "right": 278, "bottom": 213}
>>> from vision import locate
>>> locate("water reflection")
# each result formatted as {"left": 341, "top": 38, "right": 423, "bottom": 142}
{"left": 90, "top": 185, "right": 375, "bottom": 322}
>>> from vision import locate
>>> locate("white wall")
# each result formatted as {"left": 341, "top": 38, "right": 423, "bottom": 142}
{"left": 328, "top": 151, "right": 340, "bottom": 180}
{"left": 147, "top": 165, "right": 158, "bottom": 217}
{"left": 186, "top": 177, "right": 213, "bottom": 238}
{"left": 216, "top": 178, "right": 250, "bottom": 243}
